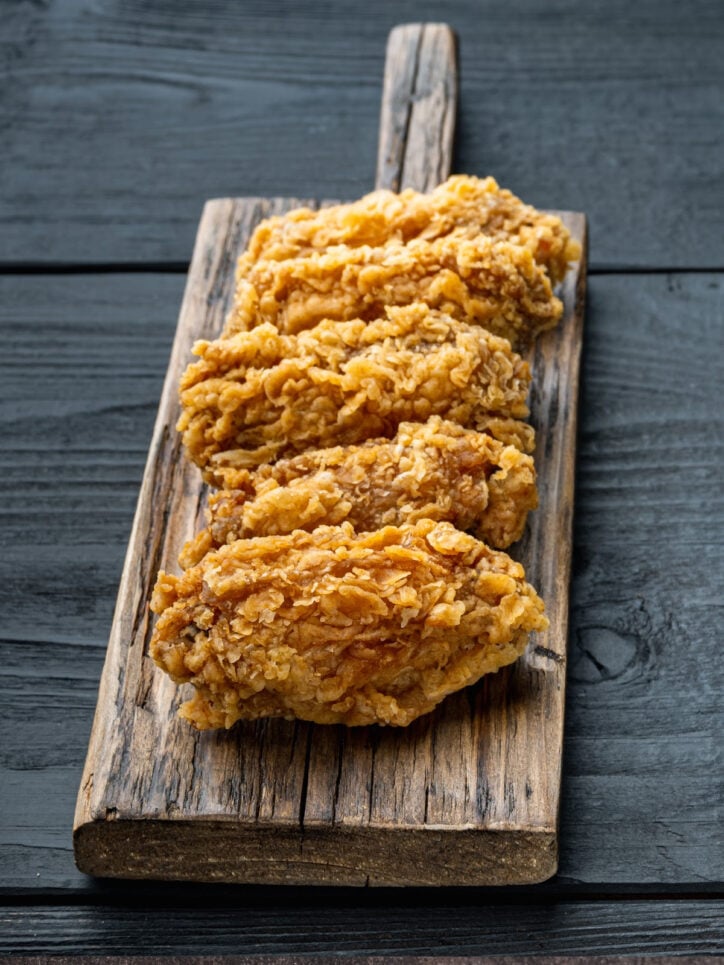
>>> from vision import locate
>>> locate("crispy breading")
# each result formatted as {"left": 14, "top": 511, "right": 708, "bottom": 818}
{"left": 471, "top": 415, "right": 535, "bottom": 455}
{"left": 179, "top": 417, "right": 537, "bottom": 568}
{"left": 238, "top": 174, "right": 579, "bottom": 285}
{"left": 178, "top": 304, "right": 532, "bottom": 485}
{"left": 151, "top": 519, "right": 548, "bottom": 729}
{"left": 225, "top": 233, "right": 562, "bottom": 348}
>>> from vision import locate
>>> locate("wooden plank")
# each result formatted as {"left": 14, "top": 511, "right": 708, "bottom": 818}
{"left": 2, "top": 0, "right": 723, "bottom": 269}
{"left": 376, "top": 24, "right": 457, "bottom": 192}
{"left": 3, "top": 959, "right": 720, "bottom": 965}
{"left": 1, "top": 902, "right": 723, "bottom": 956}
{"left": 1, "top": 271, "right": 722, "bottom": 894}
{"left": 71, "top": 209, "right": 587, "bottom": 886}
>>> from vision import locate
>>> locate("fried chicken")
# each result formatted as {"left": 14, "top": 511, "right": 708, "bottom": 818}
{"left": 179, "top": 417, "right": 537, "bottom": 568}
{"left": 151, "top": 519, "right": 548, "bottom": 729}
{"left": 238, "top": 174, "right": 579, "bottom": 285}
{"left": 225, "top": 233, "right": 562, "bottom": 348}
{"left": 178, "top": 304, "right": 532, "bottom": 485}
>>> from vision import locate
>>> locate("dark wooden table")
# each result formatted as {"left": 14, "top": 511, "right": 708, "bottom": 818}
{"left": 1, "top": 0, "right": 722, "bottom": 955}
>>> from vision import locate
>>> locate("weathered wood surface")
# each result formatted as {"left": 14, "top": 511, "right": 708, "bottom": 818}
{"left": 1, "top": 902, "right": 722, "bottom": 955}
{"left": 376, "top": 24, "right": 457, "bottom": 192}
{"left": 2, "top": 0, "right": 723, "bottom": 269}
{"left": 70, "top": 184, "right": 586, "bottom": 884}
{"left": 4, "top": 960, "right": 720, "bottom": 965}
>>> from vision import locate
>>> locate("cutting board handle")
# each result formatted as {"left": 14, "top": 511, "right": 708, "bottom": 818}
{"left": 375, "top": 23, "right": 457, "bottom": 193}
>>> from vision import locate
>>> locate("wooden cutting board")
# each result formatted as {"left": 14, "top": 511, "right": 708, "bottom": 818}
{"left": 73, "top": 23, "right": 587, "bottom": 886}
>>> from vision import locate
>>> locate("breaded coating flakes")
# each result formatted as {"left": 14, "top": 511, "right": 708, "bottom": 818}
{"left": 470, "top": 415, "right": 535, "bottom": 455}
{"left": 180, "top": 417, "right": 537, "bottom": 568}
{"left": 178, "top": 304, "right": 532, "bottom": 484}
{"left": 238, "top": 174, "right": 579, "bottom": 285}
{"left": 226, "top": 233, "right": 562, "bottom": 348}
{"left": 151, "top": 519, "right": 548, "bottom": 729}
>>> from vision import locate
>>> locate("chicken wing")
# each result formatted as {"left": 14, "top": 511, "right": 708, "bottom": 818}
{"left": 225, "top": 233, "right": 562, "bottom": 348}
{"left": 178, "top": 304, "right": 532, "bottom": 485}
{"left": 151, "top": 519, "right": 548, "bottom": 729}
{"left": 238, "top": 175, "right": 579, "bottom": 285}
{"left": 179, "top": 417, "right": 537, "bottom": 567}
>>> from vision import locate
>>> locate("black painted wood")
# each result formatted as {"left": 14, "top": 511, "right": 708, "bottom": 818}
{"left": 3, "top": 960, "right": 719, "bottom": 965}
{"left": 2, "top": 0, "right": 723, "bottom": 269}
{"left": 1, "top": 901, "right": 722, "bottom": 955}
{"left": 1, "top": 271, "right": 721, "bottom": 898}
{"left": 4, "top": 960, "right": 720, "bottom": 965}
{"left": 561, "top": 271, "right": 724, "bottom": 887}
{"left": 0, "top": 273, "right": 186, "bottom": 896}
{"left": 2, "top": 2, "right": 723, "bottom": 951}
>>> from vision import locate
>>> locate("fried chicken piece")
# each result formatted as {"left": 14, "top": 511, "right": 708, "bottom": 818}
{"left": 238, "top": 175, "right": 579, "bottom": 285}
{"left": 178, "top": 304, "right": 532, "bottom": 485}
{"left": 180, "top": 418, "right": 537, "bottom": 567}
{"left": 471, "top": 415, "right": 535, "bottom": 455}
{"left": 151, "top": 519, "right": 548, "bottom": 729}
{"left": 225, "top": 233, "right": 562, "bottom": 348}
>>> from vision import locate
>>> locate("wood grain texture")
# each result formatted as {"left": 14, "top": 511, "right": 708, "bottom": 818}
{"left": 1, "top": 271, "right": 721, "bottom": 898}
{"left": 376, "top": 24, "right": 456, "bottom": 192}
{"left": 560, "top": 271, "right": 724, "bottom": 886}
{"left": 70, "top": 194, "right": 586, "bottom": 885}
{"left": 2, "top": 0, "right": 723, "bottom": 269}
{"left": 5, "top": 960, "right": 721, "bottom": 965}
{"left": 1, "top": 902, "right": 722, "bottom": 955}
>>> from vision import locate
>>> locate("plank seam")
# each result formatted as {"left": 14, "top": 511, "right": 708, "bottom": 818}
{"left": 1, "top": 888, "right": 723, "bottom": 907}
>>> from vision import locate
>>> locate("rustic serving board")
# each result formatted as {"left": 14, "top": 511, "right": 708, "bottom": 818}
{"left": 74, "top": 23, "right": 587, "bottom": 886}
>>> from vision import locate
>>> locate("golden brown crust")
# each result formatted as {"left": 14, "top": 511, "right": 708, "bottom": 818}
{"left": 151, "top": 519, "right": 548, "bottom": 729}
{"left": 179, "top": 417, "right": 537, "bottom": 567}
{"left": 178, "top": 304, "right": 532, "bottom": 484}
{"left": 226, "top": 232, "right": 562, "bottom": 348}
{"left": 469, "top": 415, "right": 536, "bottom": 454}
{"left": 238, "top": 174, "right": 580, "bottom": 286}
